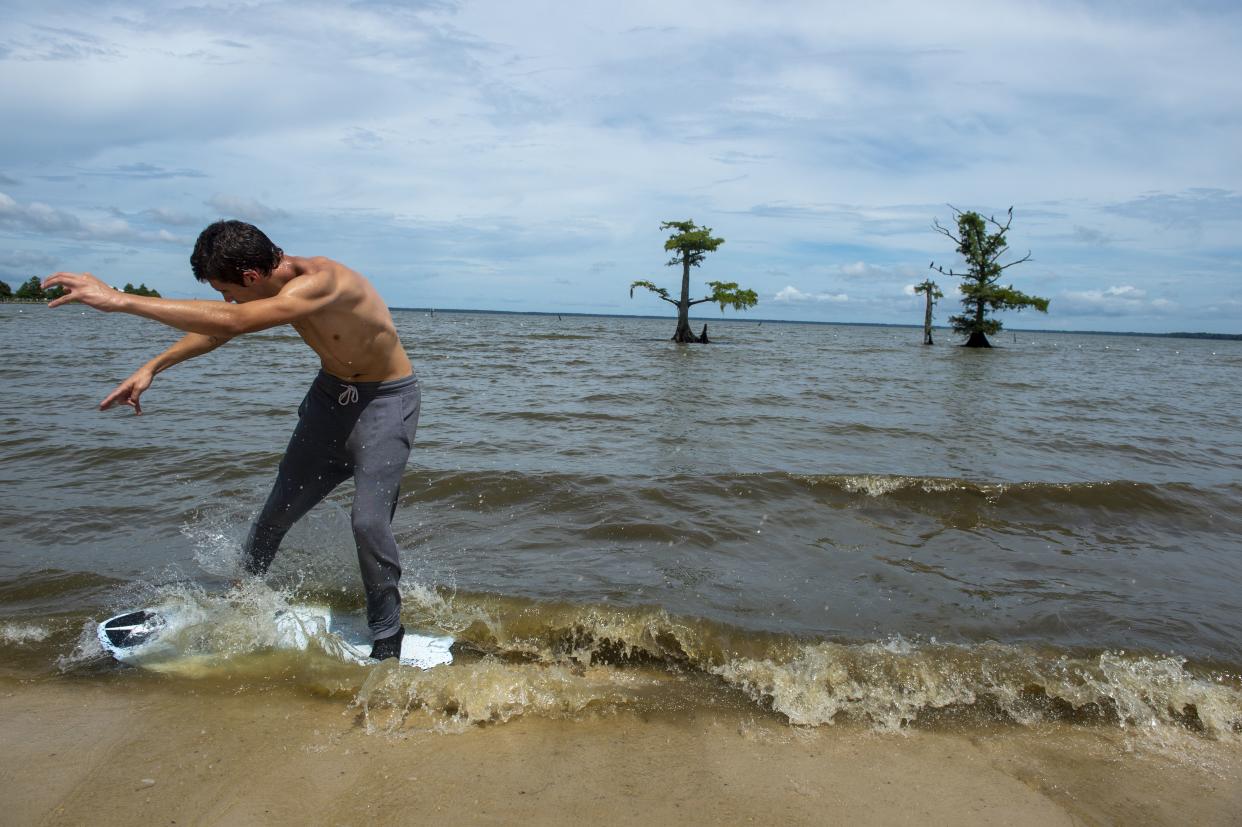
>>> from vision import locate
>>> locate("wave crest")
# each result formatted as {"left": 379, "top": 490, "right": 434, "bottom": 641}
{"left": 713, "top": 640, "right": 1242, "bottom": 737}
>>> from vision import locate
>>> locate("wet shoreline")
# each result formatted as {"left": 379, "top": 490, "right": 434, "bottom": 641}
{"left": 6, "top": 675, "right": 1240, "bottom": 826}
{"left": 6, "top": 577, "right": 1240, "bottom": 741}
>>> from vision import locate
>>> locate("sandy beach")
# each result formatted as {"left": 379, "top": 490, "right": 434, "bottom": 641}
{"left": 3, "top": 673, "right": 1239, "bottom": 826}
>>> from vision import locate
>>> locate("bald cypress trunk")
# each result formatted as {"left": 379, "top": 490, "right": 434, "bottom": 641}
{"left": 672, "top": 257, "right": 702, "bottom": 342}
{"left": 964, "top": 302, "right": 991, "bottom": 347}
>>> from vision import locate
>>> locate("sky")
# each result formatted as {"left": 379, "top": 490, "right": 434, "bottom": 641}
{"left": 1, "top": 0, "right": 1239, "bottom": 333}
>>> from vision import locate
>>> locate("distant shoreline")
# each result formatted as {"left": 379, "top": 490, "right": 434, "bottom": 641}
{"left": 4, "top": 299, "right": 1235, "bottom": 341}
{"left": 390, "top": 306, "right": 1242, "bottom": 341}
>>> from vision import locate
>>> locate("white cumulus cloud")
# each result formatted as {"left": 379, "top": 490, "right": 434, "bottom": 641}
{"left": 773, "top": 285, "right": 848, "bottom": 303}
{"left": 205, "top": 195, "right": 287, "bottom": 224}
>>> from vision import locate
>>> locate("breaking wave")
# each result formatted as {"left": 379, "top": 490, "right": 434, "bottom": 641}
{"left": 41, "top": 578, "right": 1242, "bottom": 741}
{"left": 0, "top": 622, "right": 52, "bottom": 645}
{"left": 352, "top": 589, "right": 1242, "bottom": 739}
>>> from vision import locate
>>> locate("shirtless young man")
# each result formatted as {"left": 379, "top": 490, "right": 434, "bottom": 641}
{"left": 43, "top": 220, "right": 419, "bottom": 659}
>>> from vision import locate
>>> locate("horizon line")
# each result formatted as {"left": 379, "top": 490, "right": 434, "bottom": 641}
{"left": 387, "top": 306, "right": 1242, "bottom": 341}
{"left": 3, "top": 299, "right": 1235, "bottom": 339}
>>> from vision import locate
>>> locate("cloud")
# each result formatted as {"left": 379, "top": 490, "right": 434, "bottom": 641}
{"left": 0, "top": 192, "right": 82, "bottom": 234}
{"left": 1197, "top": 298, "right": 1242, "bottom": 320}
{"left": 741, "top": 202, "right": 935, "bottom": 240}
{"left": 1071, "top": 225, "right": 1110, "bottom": 245}
{"left": 85, "top": 163, "right": 207, "bottom": 180}
{"left": 139, "top": 207, "right": 201, "bottom": 226}
{"left": 839, "top": 260, "right": 907, "bottom": 278}
{"left": 343, "top": 127, "right": 385, "bottom": 150}
{"left": 4, "top": 25, "right": 121, "bottom": 62}
{"left": 1057, "top": 285, "right": 1174, "bottom": 317}
{"left": 0, "top": 1, "right": 1238, "bottom": 331}
{"left": 0, "top": 248, "right": 58, "bottom": 277}
{"left": 840, "top": 261, "right": 875, "bottom": 277}
{"left": 773, "top": 285, "right": 848, "bottom": 303}
{"left": 0, "top": 191, "right": 183, "bottom": 244}
{"left": 1104, "top": 189, "right": 1242, "bottom": 227}
{"left": 744, "top": 202, "right": 837, "bottom": 221}
{"left": 204, "top": 195, "right": 287, "bottom": 224}
{"left": 711, "top": 150, "right": 774, "bottom": 166}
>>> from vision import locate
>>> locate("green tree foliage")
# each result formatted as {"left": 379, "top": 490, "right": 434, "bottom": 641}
{"left": 122, "top": 282, "right": 162, "bottom": 297}
{"left": 630, "top": 220, "right": 757, "bottom": 343}
{"left": 14, "top": 276, "right": 44, "bottom": 300}
{"left": 931, "top": 207, "right": 1048, "bottom": 348}
{"left": 913, "top": 279, "right": 943, "bottom": 345}
{"left": 0, "top": 277, "right": 161, "bottom": 302}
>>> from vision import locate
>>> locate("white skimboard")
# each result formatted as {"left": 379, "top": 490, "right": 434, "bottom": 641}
{"left": 97, "top": 605, "right": 453, "bottom": 669}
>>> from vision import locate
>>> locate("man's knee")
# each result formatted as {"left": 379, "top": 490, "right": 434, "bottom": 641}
{"left": 350, "top": 508, "right": 392, "bottom": 545}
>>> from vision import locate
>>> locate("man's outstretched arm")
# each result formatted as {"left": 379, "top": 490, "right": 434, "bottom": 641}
{"left": 102, "top": 332, "right": 232, "bottom": 414}
{"left": 41, "top": 271, "right": 335, "bottom": 337}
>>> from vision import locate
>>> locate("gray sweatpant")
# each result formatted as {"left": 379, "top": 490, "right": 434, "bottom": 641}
{"left": 243, "top": 370, "right": 420, "bottom": 640}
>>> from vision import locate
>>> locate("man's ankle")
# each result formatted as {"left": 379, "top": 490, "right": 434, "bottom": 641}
{"left": 370, "top": 625, "right": 405, "bottom": 660}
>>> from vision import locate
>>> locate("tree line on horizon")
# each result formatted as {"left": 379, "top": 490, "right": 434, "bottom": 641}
{"left": 4, "top": 210, "right": 1049, "bottom": 348}
{"left": 631, "top": 207, "right": 1049, "bottom": 348}
{"left": 0, "top": 277, "right": 161, "bottom": 302}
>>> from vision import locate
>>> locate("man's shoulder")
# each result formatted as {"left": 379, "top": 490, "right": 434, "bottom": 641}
{"left": 303, "top": 255, "right": 346, "bottom": 271}
{"left": 301, "top": 257, "right": 365, "bottom": 284}
{"left": 282, "top": 258, "right": 350, "bottom": 290}
{"left": 279, "top": 258, "right": 369, "bottom": 310}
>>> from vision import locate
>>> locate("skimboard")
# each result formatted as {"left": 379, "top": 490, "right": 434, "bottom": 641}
{"left": 97, "top": 605, "right": 453, "bottom": 669}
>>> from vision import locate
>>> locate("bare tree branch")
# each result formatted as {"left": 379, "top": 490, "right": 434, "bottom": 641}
{"left": 932, "top": 219, "right": 961, "bottom": 245}
{"left": 985, "top": 206, "right": 1015, "bottom": 235}
{"left": 930, "top": 262, "right": 964, "bottom": 277}
{"left": 998, "top": 251, "right": 1032, "bottom": 270}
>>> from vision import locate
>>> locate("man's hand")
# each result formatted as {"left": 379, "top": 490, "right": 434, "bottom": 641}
{"left": 42, "top": 272, "right": 125, "bottom": 312}
{"left": 100, "top": 367, "right": 154, "bottom": 415}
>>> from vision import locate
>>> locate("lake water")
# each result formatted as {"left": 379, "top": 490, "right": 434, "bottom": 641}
{"left": 1, "top": 304, "right": 1240, "bottom": 738}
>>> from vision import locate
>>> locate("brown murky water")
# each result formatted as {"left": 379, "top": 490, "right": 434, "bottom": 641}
{"left": 2, "top": 305, "right": 1240, "bottom": 738}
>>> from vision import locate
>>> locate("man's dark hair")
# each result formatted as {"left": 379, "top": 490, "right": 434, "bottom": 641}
{"left": 191, "top": 220, "right": 284, "bottom": 284}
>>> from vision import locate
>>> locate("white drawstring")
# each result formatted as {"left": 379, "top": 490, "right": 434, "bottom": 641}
{"left": 338, "top": 384, "right": 359, "bottom": 405}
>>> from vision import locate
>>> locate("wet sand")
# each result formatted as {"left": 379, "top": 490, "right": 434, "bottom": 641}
{"left": 2, "top": 676, "right": 1239, "bottom": 826}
